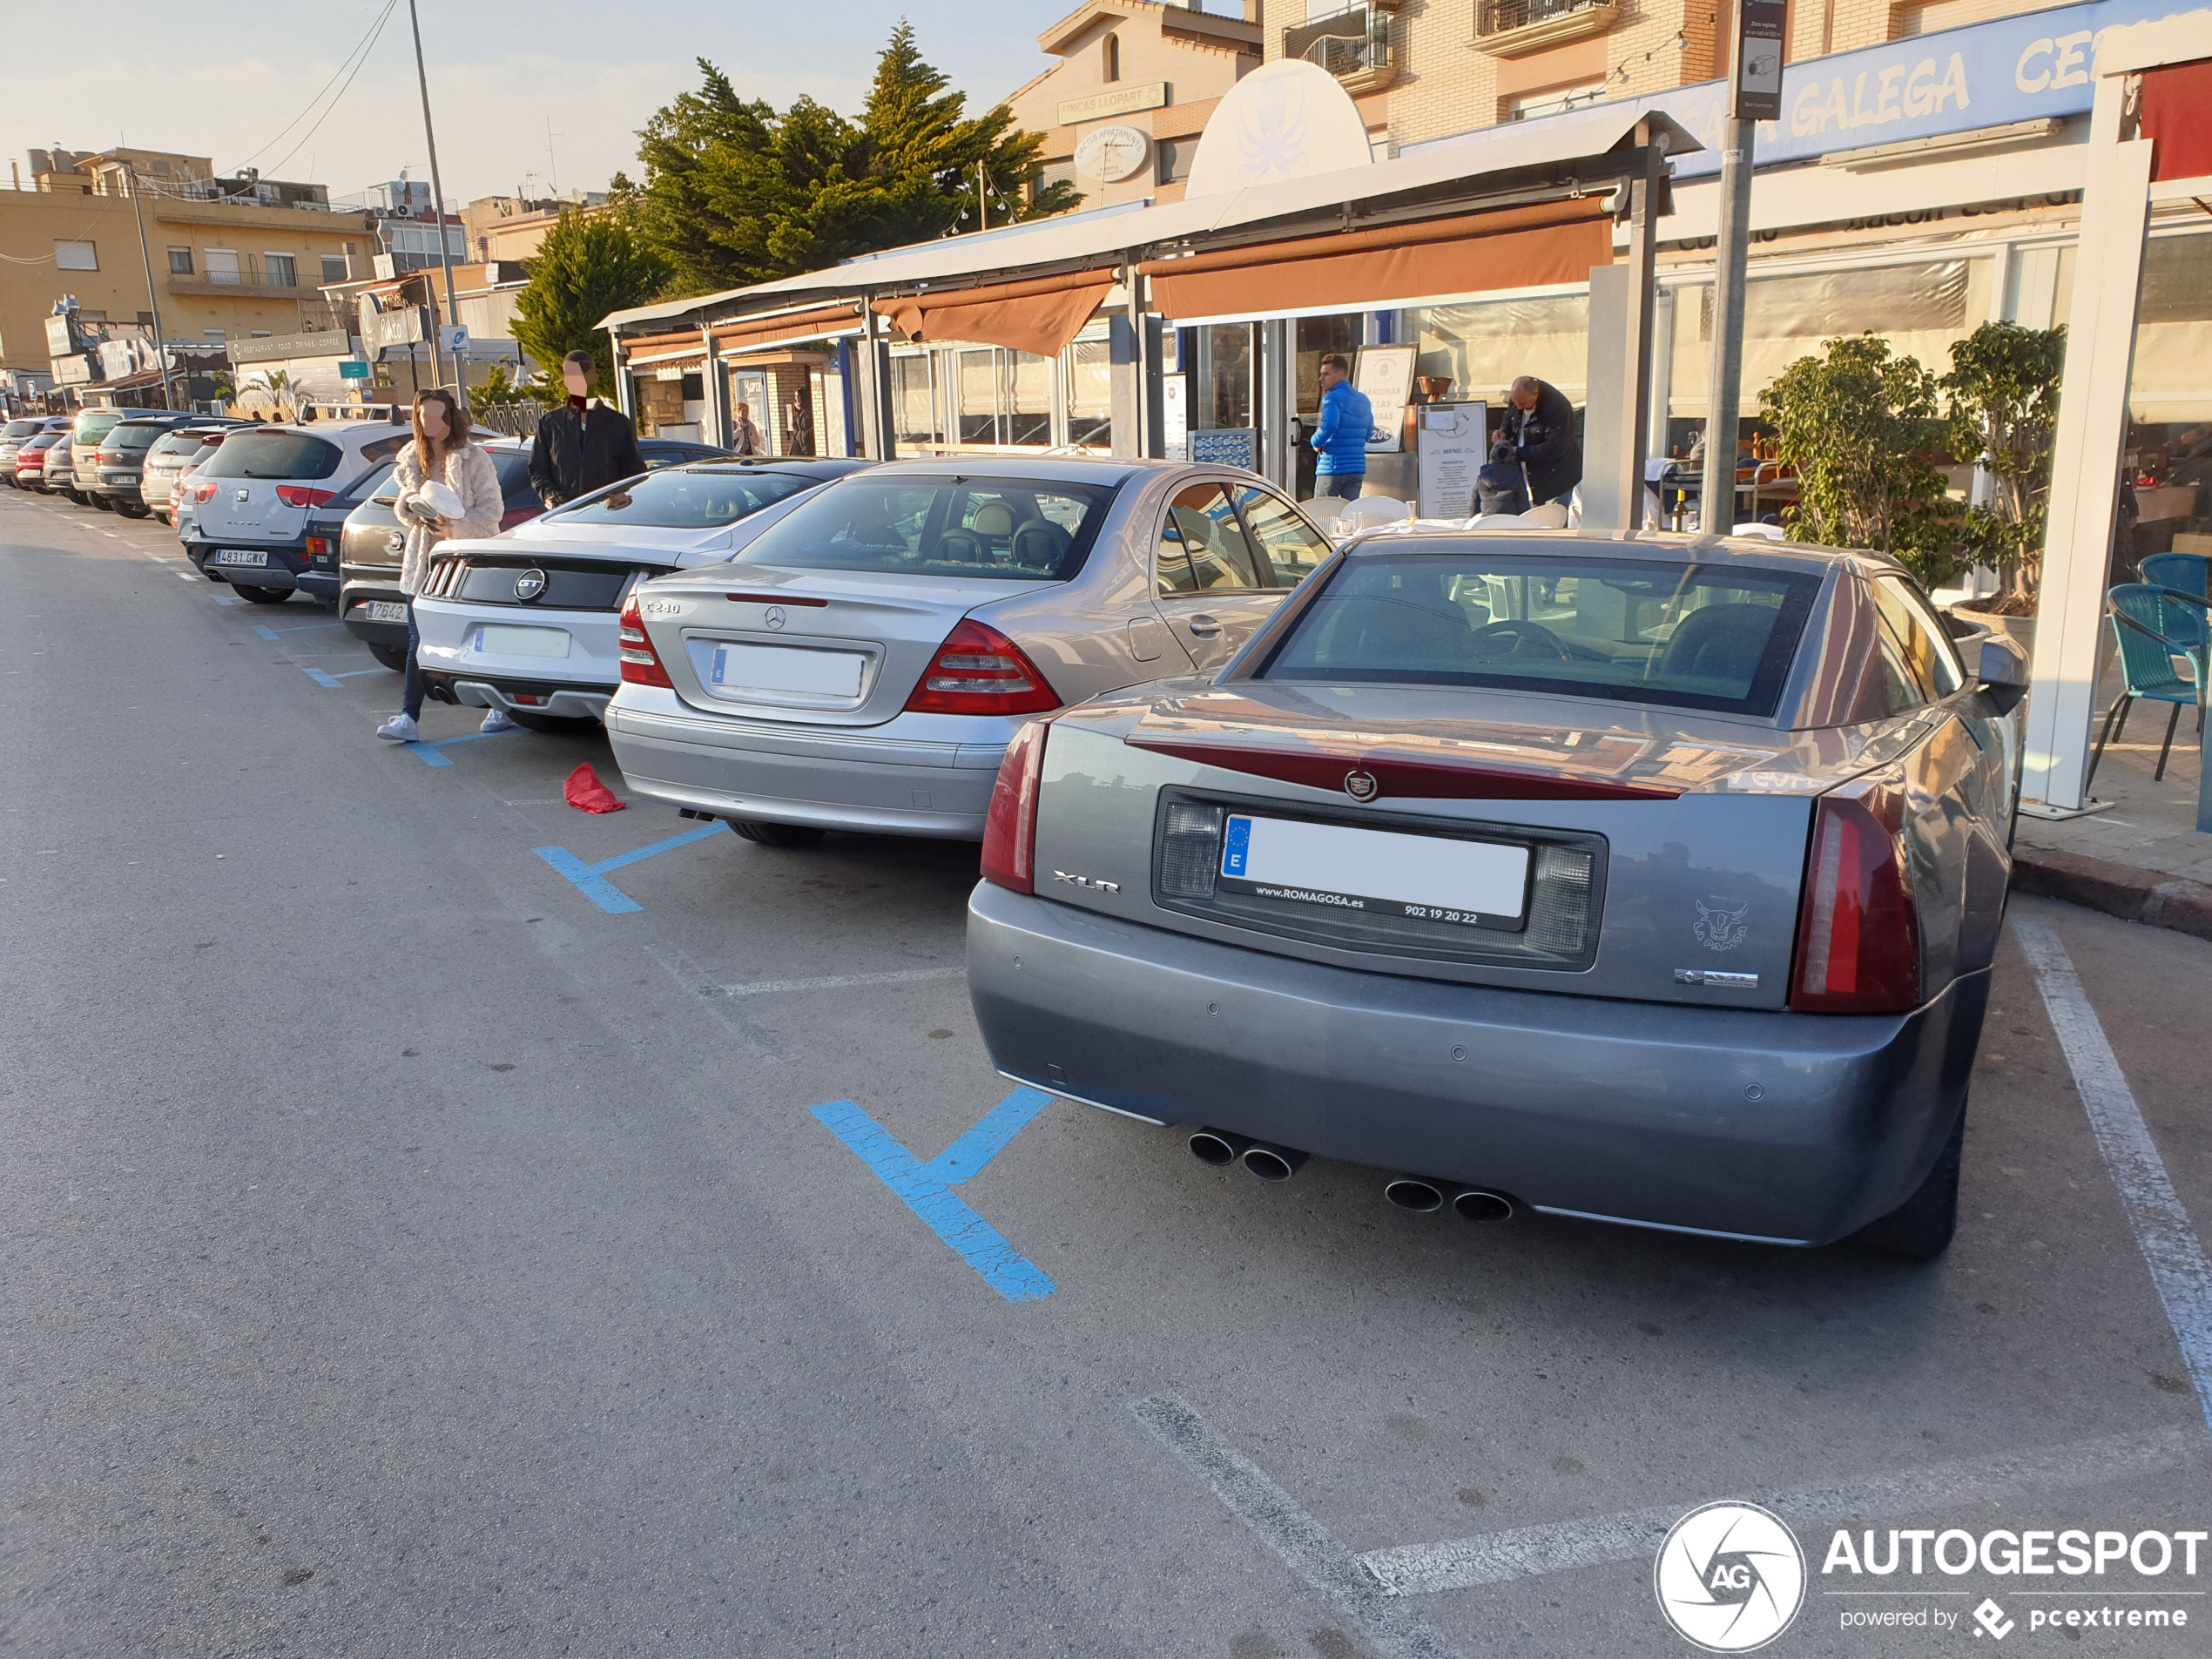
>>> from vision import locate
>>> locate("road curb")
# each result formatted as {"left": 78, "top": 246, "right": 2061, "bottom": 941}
{"left": 2013, "top": 845, "right": 2212, "bottom": 943}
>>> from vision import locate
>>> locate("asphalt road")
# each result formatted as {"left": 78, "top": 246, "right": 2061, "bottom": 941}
{"left": 5, "top": 484, "right": 2211, "bottom": 1658}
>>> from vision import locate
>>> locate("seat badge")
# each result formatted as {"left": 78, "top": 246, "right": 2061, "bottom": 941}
{"left": 514, "top": 568, "right": 547, "bottom": 602}
{"left": 1052, "top": 870, "right": 1121, "bottom": 894}
{"left": 1343, "top": 769, "right": 1380, "bottom": 802}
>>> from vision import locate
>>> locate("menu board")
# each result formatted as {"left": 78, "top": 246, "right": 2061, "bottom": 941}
{"left": 1417, "top": 401, "right": 1490, "bottom": 520}
{"left": 1355, "top": 344, "right": 1418, "bottom": 455}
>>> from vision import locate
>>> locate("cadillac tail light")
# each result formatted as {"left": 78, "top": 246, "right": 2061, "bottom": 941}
{"left": 980, "top": 720, "right": 1050, "bottom": 894}
{"left": 905, "top": 619, "right": 1059, "bottom": 716}
{"left": 1790, "top": 779, "right": 1921, "bottom": 1014}
{"left": 617, "top": 595, "right": 673, "bottom": 688}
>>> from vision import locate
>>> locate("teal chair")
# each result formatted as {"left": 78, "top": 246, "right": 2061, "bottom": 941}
{"left": 2088, "top": 583, "right": 2209, "bottom": 786}
{"left": 2141, "top": 552, "right": 2210, "bottom": 684}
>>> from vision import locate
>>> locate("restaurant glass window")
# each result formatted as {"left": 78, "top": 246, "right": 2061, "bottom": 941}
{"left": 2123, "top": 231, "right": 2212, "bottom": 555}
{"left": 1008, "top": 351, "right": 1052, "bottom": 448}
{"left": 891, "top": 350, "right": 941, "bottom": 452}
{"left": 1403, "top": 293, "right": 1588, "bottom": 408}
{"left": 957, "top": 348, "right": 997, "bottom": 445}
{"left": 1065, "top": 334, "right": 1112, "bottom": 449}
{"left": 1294, "top": 314, "right": 1362, "bottom": 418}
{"left": 1190, "top": 322, "right": 1258, "bottom": 469}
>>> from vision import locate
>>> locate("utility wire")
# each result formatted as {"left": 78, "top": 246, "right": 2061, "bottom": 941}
{"left": 224, "top": 0, "right": 400, "bottom": 179}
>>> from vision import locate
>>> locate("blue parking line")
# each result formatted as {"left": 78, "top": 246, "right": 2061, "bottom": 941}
{"left": 812, "top": 1089, "right": 1056, "bottom": 1304}
{"left": 532, "top": 823, "right": 725, "bottom": 913}
{"left": 399, "top": 725, "right": 521, "bottom": 767}
{"left": 254, "top": 621, "right": 347, "bottom": 641}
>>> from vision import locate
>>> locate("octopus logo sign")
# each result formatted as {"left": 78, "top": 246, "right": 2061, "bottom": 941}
{"left": 1655, "top": 1502, "right": 1805, "bottom": 1652}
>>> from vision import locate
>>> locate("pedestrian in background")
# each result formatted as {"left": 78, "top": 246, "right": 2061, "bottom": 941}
{"left": 1309, "top": 353, "right": 1372, "bottom": 502}
{"left": 1499, "top": 375, "right": 1582, "bottom": 508}
{"left": 732, "top": 401, "right": 764, "bottom": 457}
{"left": 786, "top": 388, "right": 815, "bottom": 457}
{"left": 529, "top": 350, "right": 644, "bottom": 509}
{"left": 376, "top": 388, "right": 504, "bottom": 745}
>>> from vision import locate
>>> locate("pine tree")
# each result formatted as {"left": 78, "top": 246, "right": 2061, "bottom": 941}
{"left": 510, "top": 209, "right": 673, "bottom": 394}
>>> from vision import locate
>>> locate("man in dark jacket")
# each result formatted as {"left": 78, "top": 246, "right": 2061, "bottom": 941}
{"left": 1499, "top": 375, "right": 1581, "bottom": 507}
{"left": 529, "top": 350, "right": 646, "bottom": 508}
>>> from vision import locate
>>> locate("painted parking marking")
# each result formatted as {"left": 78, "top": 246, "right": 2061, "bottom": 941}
{"left": 533, "top": 822, "right": 724, "bottom": 912}
{"left": 1132, "top": 1393, "right": 1464, "bottom": 1659}
{"left": 253, "top": 621, "right": 347, "bottom": 641}
{"left": 2013, "top": 914, "right": 2212, "bottom": 1434}
{"left": 812, "top": 1088, "right": 1055, "bottom": 1303}
{"left": 304, "top": 666, "right": 388, "bottom": 689}
{"left": 707, "top": 967, "right": 966, "bottom": 998}
{"left": 1359, "top": 1420, "right": 2201, "bottom": 1596}
{"left": 395, "top": 725, "right": 523, "bottom": 767}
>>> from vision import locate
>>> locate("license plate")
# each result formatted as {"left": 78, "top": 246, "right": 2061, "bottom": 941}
{"left": 363, "top": 600, "right": 408, "bottom": 624}
{"left": 1220, "top": 814, "right": 1530, "bottom": 925}
{"left": 711, "top": 642, "right": 866, "bottom": 697}
{"left": 216, "top": 549, "right": 269, "bottom": 567}
{"left": 477, "top": 624, "right": 570, "bottom": 659}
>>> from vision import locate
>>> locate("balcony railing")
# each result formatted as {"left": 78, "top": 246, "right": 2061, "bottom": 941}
{"left": 1283, "top": 4, "right": 1396, "bottom": 92}
{"left": 173, "top": 254, "right": 300, "bottom": 291}
{"left": 1475, "top": 0, "right": 1619, "bottom": 54}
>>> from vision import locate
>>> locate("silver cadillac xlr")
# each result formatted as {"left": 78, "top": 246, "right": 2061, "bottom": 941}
{"left": 966, "top": 530, "right": 2030, "bottom": 1258}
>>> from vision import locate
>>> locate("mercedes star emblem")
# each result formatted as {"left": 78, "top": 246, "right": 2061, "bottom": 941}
{"left": 1344, "top": 769, "right": 1380, "bottom": 802}
{"left": 764, "top": 605, "right": 787, "bottom": 631}
{"left": 513, "top": 568, "right": 547, "bottom": 603}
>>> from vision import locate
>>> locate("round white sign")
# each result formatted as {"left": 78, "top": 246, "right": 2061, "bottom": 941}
{"left": 1653, "top": 1501, "right": 1805, "bottom": 1653}
{"left": 1075, "top": 125, "right": 1152, "bottom": 183}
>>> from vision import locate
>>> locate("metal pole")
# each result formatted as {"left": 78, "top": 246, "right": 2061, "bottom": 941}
{"left": 124, "top": 165, "right": 178, "bottom": 410}
{"left": 1698, "top": 116, "right": 1755, "bottom": 532}
{"left": 408, "top": 0, "right": 467, "bottom": 409}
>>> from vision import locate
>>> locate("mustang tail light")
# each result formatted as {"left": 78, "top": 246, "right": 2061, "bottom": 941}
{"left": 981, "top": 720, "right": 1051, "bottom": 894}
{"left": 617, "top": 595, "right": 673, "bottom": 688}
{"left": 905, "top": 619, "right": 1059, "bottom": 716}
{"left": 1790, "top": 779, "right": 1921, "bottom": 1014}
{"left": 276, "top": 486, "right": 336, "bottom": 509}
{"left": 497, "top": 504, "right": 542, "bottom": 531}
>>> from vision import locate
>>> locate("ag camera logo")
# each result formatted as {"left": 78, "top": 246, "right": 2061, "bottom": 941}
{"left": 1656, "top": 1501, "right": 1806, "bottom": 1652}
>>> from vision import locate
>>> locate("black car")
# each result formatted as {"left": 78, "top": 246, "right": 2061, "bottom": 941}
{"left": 339, "top": 435, "right": 731, "bottom": 668}
{"left": 84, "top": 415, "right": 217, "bottom": 517}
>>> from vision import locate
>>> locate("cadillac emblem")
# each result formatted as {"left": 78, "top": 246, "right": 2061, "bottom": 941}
{"left": 513, "top": 568, "right": 548, "bottom": 602}
{"left": 1344, "top": 769, "right": 1380, "bottom": 802}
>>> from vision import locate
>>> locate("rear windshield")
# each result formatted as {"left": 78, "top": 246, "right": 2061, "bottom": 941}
{"left": 149, "top": 430, "right": 210, "bottom": 458}
{"left": 105, "top": 424, "right": 169, "bottom": 452}
{"left": 199, "top": 431, "right": 343, "bottom": 481}
{"left": 75, "top": 414, "right": 123, "bottom": 444}
{"left": 554, "top": 467, "right": 816, "bottom": 529}
{"left": 3, "top": 420, "right": 37, "bottom": 439}
{"left": 732, "top": 475, "right": 1111, "bottom": 581}
{"left": 1259, "top": 553, "right": 1821, "bottom": 716}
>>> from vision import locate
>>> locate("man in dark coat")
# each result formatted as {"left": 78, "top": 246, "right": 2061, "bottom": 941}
{"left": 529, "top": 350, "right": 645, "bottom": 509}
{"left": 1498, "top": 375, "right": 1582, "bottom": 507}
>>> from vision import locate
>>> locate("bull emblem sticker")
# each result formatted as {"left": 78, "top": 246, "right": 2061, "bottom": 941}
{"left": 1695, "top": 898, "right": 1750, "bottom": 953}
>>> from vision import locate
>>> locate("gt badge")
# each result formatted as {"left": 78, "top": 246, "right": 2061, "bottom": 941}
{"left": 513, "top": 568, "right": 548, "bottom": 602}
{"left": 1343, "top": 769, "right": 1380, "bottom": 802}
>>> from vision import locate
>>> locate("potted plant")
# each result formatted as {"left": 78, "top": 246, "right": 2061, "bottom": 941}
{"left": 1759, "top": 334, "right": 1960, "bottom": 590}
{"left": 1939, "top": 321, "right": 2066, "bottom": 649}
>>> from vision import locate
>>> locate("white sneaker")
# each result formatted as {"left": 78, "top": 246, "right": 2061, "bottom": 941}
{"left": 480, "top": 708, "right": 516, "bottom": 733}
{"left": 376, "top": 713, "right": 421, "bottom": 742}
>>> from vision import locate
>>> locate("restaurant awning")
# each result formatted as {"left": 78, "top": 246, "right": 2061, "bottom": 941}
{"left": 873, "top": 271, "right": 1117, "bottom": 358}
{"left": 1138, "top": 197, "right": 1613, "bottom": 322}
{"left": 712, "top": 302, "right": 865, "bottom": 356}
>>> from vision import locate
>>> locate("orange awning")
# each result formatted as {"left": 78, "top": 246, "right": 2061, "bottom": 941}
{"left": 1140, "top": 198, "right": 1612, "bottom": 321}
{"left": 873, "top": 271, "right": 1116, "bottom": 359}
{"left": 713, "top": 303, "right": 861, "bottom": 355}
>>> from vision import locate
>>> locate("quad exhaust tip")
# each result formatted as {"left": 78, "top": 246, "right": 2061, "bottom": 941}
{"left": 1386, "top": 1178, "right": 1517, "bottom": 1223}
{"left": 1189, "top": 1130, "right": 1309, "bottom": 1182}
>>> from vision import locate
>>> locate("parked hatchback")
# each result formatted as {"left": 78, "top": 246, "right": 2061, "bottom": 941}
{"left": 67, "top": 408, "right": 168, "bottom": 508}
{"left": 181, "top": 422, "right": 412, "bottom": 604}
{"left": 603, "top": 458, "right": 1335, "bottom": 846}
{"left": 14, "top": 430, "right": 66, "bottom": 489}
{"left": 84, "top": 415, "right": 198, "bottom": 516}
{"left": 966, "top": 529, "right": 2031, "bottom": 1259}
{"left": 142, "top": 423, "right": 242, "bottom": 524}
{"left": 1, "top": 415, "right": 70, "bottom": 482}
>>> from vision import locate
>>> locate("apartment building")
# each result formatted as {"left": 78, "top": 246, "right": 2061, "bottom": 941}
{"left": 1, "top": 147, "right": 373, "bottom": 388}
{"left": 461, "top": 192, "right": 610, "bottom": 264}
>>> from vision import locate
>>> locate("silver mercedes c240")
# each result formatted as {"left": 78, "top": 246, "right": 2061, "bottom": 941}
{"left": 966, "top": 529, "right": 2031, "bottom": 1259}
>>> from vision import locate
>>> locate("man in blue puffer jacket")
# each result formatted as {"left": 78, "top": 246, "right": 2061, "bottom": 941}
{"left": 1309, "top": 353, "right": 1372, "bottom": 502}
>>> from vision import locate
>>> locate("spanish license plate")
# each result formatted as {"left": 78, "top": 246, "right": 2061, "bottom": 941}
{"left": 1219, "top": 814, "right": 1530, "bottom": 926}
{"left": 477, "top": 624, "right": 570, "bottom": 659}
{"left": 363, "top": 600, "right": 408, "bottom": 624}
{"left": 216, "top": 548, "right": 269, "bottom": 568}
{"left": 711, "top": 642, "right": 867, "bottom": 697}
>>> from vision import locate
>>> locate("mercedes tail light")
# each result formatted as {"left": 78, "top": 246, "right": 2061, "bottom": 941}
{"left": 904, "top": 619, "right": 1060, "bottom": 716}
{"left": 1790, "top": 779, "right": 1921, "bottom": 1014}
{"left": 617, "top": 595, "right": 673, "bottom": 687}
{"left": 980, "top": 720, "right": 1050, "bottom": 894}
{"left": 276, "top": 486, "right": 336, "bottom": 509}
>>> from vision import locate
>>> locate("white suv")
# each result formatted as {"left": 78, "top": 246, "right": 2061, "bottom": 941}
{"left": 181, "top": 422, "right": 412, "bottom": 604}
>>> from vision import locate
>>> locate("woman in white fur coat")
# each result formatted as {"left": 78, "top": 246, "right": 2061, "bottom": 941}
{"left": 375, "top": 388, "right": 504, "bottom": 744}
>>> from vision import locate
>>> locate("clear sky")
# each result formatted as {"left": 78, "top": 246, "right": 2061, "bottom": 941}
{"left": 3, "top": 1, "right": 1090, "bottom": 207}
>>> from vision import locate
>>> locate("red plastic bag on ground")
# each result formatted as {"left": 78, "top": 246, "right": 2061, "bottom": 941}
{"left": 563, "top": 763, "right": 625, "bottom": 814}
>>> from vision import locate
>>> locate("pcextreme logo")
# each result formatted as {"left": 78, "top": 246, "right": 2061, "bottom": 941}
{"left": 1656, "top": 1502, "right": 1808, "bottom": 1652}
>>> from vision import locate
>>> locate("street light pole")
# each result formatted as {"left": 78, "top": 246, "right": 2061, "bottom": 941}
{"left": 407, "top": 0, "right": 468, "bottom": 410}
{"left": 124, "top": 163, "right": 179, "bottom": 410}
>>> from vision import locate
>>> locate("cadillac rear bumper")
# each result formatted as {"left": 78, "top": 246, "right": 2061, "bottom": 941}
{"left": 966, "top": 883, "right": 1985, "bottom": 1247}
